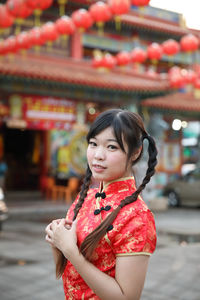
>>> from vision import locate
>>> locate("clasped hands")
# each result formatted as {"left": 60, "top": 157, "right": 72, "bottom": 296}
{"left": 45, "top": 218, "right": 78, "bottom": 259}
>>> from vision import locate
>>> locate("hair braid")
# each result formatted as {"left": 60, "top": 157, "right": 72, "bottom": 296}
{"left": 73, "top": 165, "right": 92, "bottom": 221}
{"left": 120, "top": 135, "right": 157, "bottom": 209}
{"left": 56, "top": 166, "right": 92, "bottom": 278}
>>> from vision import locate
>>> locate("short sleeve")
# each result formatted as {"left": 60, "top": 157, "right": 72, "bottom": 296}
{"left": 112, "top": 209, "right": 157, "bottom": 256}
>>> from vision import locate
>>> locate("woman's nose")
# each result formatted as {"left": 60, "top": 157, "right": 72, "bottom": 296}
{"left": 94, "top": 146, "right": 105, "bottom": 160}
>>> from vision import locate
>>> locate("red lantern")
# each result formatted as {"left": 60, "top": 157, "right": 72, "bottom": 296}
{"left": 147, "top": 43, "right": 163, "bottom": 62}
{"left": 4, "top": 36, "right": 19, "bottom": 54}
{"left": 40, "top": 22, "right": 58, "bottom": 43}
{"left": 55, "top": 16, "right": 75, "bottom": 36}
{"left": 116, "top": 51, "right": 131, "bottom": 66}
{"left": 168, "top": 67, "right": 185, "bottom": 89}
{"left": 180, "top": 34, "right": 199, "bottom": 52}
{"left": 181, "top": 69, "right": 197, "bottom": 85}
{"left": 25, "top": 0, "right": 53, "bottom": 25}
{"left": 28, "top": 27, "right": 44, "bottom": 46}
{"left": 162, "top": 39, "right": 180, "bottom": 56}
{"left": 131, "top": 47, "right": 147, "bottom": 63}
{"left": 72, "top": 9, "right": 93, "bottom": 32}
{"left": 131, "top": 0, "right": 150, "bottom": 6}
{"left": 0, "top": 4, "right": 14, "bottom": 28}
{"left": 25, "top": 0, "right": 53, "bottom": 10}
{"left": 92, "top": 56, "right": 103, "bottom": 69}
{"left": 16, "top": 31, "right": 31, "bottom": 50}
{"left": 6, "top": 0, "right": 32, "bottom": 19}
{"left": 0, "top": 41, "right": 5, "bottom": 55}
{"left": 194, "top": 78, "right": 200, "bottom": 89}
{"left": 89, "top": 1, "right": 112, "bottom": 33}
{"left": 108, "top": 0, "right": 130, "bottom": 15}
{"left": 101, "top": 53, "right": 116, "bottom": 70}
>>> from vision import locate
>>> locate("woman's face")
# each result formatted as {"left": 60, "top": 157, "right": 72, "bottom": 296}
{"left": 87, "top": 127, "right": 133, "bottom": 185}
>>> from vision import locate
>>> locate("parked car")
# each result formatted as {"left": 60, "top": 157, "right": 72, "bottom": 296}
{"left": 0, "top": 188, "right": 8, "bottom": 231}
{"left": 163, "top": 168, "right": 200, "bottom": 207}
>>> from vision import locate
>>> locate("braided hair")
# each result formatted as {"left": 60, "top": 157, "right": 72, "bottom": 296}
{"left": 56, "top": 109, "right": 157, "bottom": 277}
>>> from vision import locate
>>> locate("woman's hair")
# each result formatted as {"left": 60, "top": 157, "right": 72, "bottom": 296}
{"left": 56, "top": 109, "right": 157, "bottom": 278}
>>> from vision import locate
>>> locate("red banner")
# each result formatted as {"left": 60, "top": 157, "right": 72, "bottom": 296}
{"left": 22, "top": 96, "right": 77, "bottom": 130}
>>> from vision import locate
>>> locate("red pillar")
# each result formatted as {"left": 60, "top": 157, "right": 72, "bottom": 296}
{"left": 71, "top": 31, "right": 83, "bottom": 59}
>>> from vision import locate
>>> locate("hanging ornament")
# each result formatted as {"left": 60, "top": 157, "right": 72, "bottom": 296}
{"left": 16, "top": 31, "right": 31, "bottom": 55}
{"left": 180, "top": 34, "right": 199, "bottom": 52}
{"left": 72, "top": 9, "right": 93, "bottom": 32}
{"left": 101, "top": 53, "right": 116, "bottom": 71}
{"left": 89, "top": 1, "right": 112, "bottom": 35}
{"left": 162, "top": 39, "right": 180, "bottom": 56}
{"left": 147, "top": 42, "right": 163, "bottom": 65}
{"left": 6, "top": 0, "right": 33, "bottom": 34}
{"left": 0, "top": 4, "right": 14, "bottom": 35}
{"left": 58, "top": 0, "right": 68, "bottom": 17}
{"left": 116, "top": 51, "right": 131, "bottom": 67}
{"left": 55, "top": 16, "right": 75, "bottom": 47}
{"left": 28, "top": 26, "right": 44, "bottom": 53}
{"left": 108, "top": 0, "right": 130, "bottom": 30}
{"left": 25, "top": 0, "right": 53, "bottom": 26}
{"left": 131, "top": 47, "right": 147, "bottom": 63}
{"left": 40, "top": 21, "right": 59, "bottom": 51}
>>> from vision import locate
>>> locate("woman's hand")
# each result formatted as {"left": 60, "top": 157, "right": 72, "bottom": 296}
{"left": 45, "top": 219, "right": 78, "bottom": 259}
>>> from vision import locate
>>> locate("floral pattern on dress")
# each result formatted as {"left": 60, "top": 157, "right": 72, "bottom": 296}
{"left": 62, "top": 177, "right": 157, "bottom": 299}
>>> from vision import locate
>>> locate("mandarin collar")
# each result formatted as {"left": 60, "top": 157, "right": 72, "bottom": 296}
{"left": 98, "top": 176, "right": 136, "bottom": 194}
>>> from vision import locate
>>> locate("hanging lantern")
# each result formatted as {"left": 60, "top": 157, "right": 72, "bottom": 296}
{"left": 92, "top": 56, "right": 103, "bottom": 69}
{"left": 162, "top": 39, "right": 180, "bottom": 56}
{"left": 131, "top": 0, "right": 150, "bottom": 11}
{"left": 25, "top": 0, "right": 53, "bottom": 26}
{"left": 180, "top": 34, "right": 199, "bottom": 52}
{"left": 168, "top": 67, "right": 185, "bottom": 89}
{"left": 101, "top": 53, "right": 116, "bottom": 70}
{"left": 131, "top": 0, "right": 150, "bottom": 5}
{"left": 131, "top": 47, "right": 147, "bottom": 63}
{"left": 89, "top": 1, "right": 112, "bottom": 35}
{"left": 116, "top": 51, "right": 131, "bottom": 66}
{"left": 0, "top": 41, "right": 6, "bottom": 55}
{"left": 40, "top": 21, "right": 59, "bottom": 50}
{"left": 58, "top": 0, "right": 68, "bottom": 17}
{"left": 108, "top": 0, "right": 130, "bottom": 30}
{"left": 6, "top": 0, "right": 33, "bottom": 34}
{"left": 55, "top": 16, "right": 75, "bottom": 46}
{"left": 16, "top": 31, "right": 31, "bottom": 52}
{"left": 0, "top": 4, "right": 14, "bottom": 30}
{"left": 147, "top": 42, "right": 163, "bottom": 64}
{"left": 27, "top": 26, "right": 45, "bottom": 52}
{"left": 3, "top": 35, "right": 19, "bottom": 55}
{"left": 72, "top": 9, "right": 93, "bottom": 32}
{"left": 184, "top": 69, "right": 197, "bottom": 85}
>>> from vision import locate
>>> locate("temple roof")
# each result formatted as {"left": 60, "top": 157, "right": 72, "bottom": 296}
{"left": 141, "top": 92, "right": 200, "bottom": 118}
{"left": 0, "top": 54, "right": 169, "bottom": 94}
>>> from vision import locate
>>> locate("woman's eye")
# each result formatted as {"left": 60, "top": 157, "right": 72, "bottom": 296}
{"left": 89, "top": 141, "right": 97, "bottom": 147}
{"left": 108, "top": 145, "right": 118, "bottom": 150}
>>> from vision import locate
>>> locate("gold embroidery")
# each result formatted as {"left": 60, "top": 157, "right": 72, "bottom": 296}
{"left": 116, "top": 252, "right": 151, "bottom": 257}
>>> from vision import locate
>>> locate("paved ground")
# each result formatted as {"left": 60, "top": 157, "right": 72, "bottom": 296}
{"left": 0, "top": 196, "right": 200, "bottom": 300}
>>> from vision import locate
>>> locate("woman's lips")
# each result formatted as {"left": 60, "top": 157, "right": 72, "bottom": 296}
{"left": 92, "top": 164, "right": 106, "bottom": 173}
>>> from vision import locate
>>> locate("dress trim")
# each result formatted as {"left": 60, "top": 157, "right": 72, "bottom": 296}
{"left": 116, "top": 252, "right": 151, "bottom": 257}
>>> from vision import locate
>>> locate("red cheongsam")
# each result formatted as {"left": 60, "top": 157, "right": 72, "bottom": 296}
{"left": 62, "top": 177, "right": 157, "bottom": 300}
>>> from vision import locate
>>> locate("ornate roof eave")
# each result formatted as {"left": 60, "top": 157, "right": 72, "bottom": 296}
{"left": 141, "top": 92, "right": 200, "bottom": 120}
{"left": 0, "top": 54, "right": 170, "bottom": 100}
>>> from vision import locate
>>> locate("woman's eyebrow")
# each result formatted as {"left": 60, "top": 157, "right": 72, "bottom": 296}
{"left": 107, "top": 139, "right": 118, "bottom": 142}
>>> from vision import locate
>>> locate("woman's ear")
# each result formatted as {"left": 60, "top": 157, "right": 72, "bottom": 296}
{"left": 132, "top": 146, "right": 142, "bottom": 161}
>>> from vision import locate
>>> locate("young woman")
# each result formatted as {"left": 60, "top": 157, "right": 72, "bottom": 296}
{"left": 45, "top": 109, "right": 157, "bottom": 300}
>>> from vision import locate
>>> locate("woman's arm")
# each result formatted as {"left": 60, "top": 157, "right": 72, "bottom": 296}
{"left": 68, "top": 248, "right": 149, "bottom": 300}
{"left": 45, "top": 220, "right": 150, "bottom": 300}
